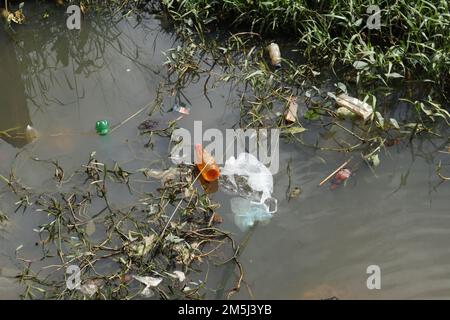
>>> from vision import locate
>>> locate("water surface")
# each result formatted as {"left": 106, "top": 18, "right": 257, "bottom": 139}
{"left": 0, "top": 4, "right": 449, "bottom": 299}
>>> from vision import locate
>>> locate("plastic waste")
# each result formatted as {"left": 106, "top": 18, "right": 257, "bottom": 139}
{"left": 24, "top": 125, "right": 38, "bottom": 143}
{"left": 221, "top": 153, "right": 275, "bottom": 210}
{"left": 267, "top": 43, "right": 281, "bottom": 69}
{"left": 285, "top": 96, "right": 298, "bottom": 122}
{"left": 366, "top": 154, "right": 380, "bottom": 167}
{"left": 142, "top": 167, "right": 179, "bottom": 186}
{"left": 173, "top": 103, "right": 190, "bottom": 115}
{"left": 221, "top": 153, "right": 278, "bottom": 231}
{"left": 334, "top": 168, "right": 351, "bottom": 182}
{"left": 95, "top": 120, "right": 109, "bottom": 135}
{"left": 194, "top": 144, "right": 220, "bottom": 182}
{"left": 330, "top": 168, "right": 351, "bottom": 190}
{"left": 335, "top": 94, "right": 373, "bottom": 121}
{"left": 231, "top": 197, "right": 272, "bottom": 231}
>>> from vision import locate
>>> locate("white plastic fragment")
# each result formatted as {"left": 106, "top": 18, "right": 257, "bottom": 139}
{"left": 221, "top": 153, "right": 278, "bottom": 231}
{"left": 267, "top": 43, "right": 281, "bottom": 68}
{"left": 335, "top": 93, "right": 373, "bottom": 121}
{"left": 168, "top": 270, "right": 186, "bottom": 282}
{"left": 284, "top": 96, "right": 298, "bottom": 122}
{"left": 78, "top": 282, "right": 98, "bottom": 297}
{"left": 132, "top": 275, "right": 163, "bottom": 297}
{"left": 221, "top": 153, "right": 274, "bottom": 206}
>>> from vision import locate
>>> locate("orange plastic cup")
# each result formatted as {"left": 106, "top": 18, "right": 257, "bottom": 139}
{"left": 194, "top": 144, "right": 220, "bottom": 182}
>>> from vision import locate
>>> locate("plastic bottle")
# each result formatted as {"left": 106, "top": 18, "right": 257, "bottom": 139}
{"left": 95, "top": 120, "right": 109, "bottom": 135}
{"left": 24, "top": 125, "right": 39, "bottom": 143}
{"left": 267, "top": 43, "right": 281, "bottom": 69}
{"left": 194, "top": 144, "right": 220, "bottom": 182}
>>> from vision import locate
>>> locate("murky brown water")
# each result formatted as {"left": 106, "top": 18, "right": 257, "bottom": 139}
{"left": 1, "top": 4, "right": 450, "bottom": 299}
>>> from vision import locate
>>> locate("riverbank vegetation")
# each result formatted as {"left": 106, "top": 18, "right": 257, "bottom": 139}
{"left": 156, "top": 0, "right": 450, "bottom": 161}
{"left": 161, "top": 0, "right": 450, "bottom": 94}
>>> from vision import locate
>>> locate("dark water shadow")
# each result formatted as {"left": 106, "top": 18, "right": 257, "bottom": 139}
{"left": 0, "top": 29, "right": 31, "bottom": 148}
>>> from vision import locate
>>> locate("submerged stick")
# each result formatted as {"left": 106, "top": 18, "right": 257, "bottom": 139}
{"left": 110, "top": 105, "right": 149, "bottom": 134}
{"left": 318, "top": 157, "right": 353, "bottom": 186}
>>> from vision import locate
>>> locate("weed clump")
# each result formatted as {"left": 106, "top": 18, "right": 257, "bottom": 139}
{"left": 162, "top": 0, "right": 450, "bottom": 95}
{"left": 5, "top": 152, "right": 241, "bottom": 299}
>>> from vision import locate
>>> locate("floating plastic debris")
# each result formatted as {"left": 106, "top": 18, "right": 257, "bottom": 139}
{"left": 77, "top": 280, "right": 100, "bottom": 297}
{"left": 334, "top": 168, "right": 351, "bottom": 183}
{"left": 24, "top": 125, "right": 39, "bottom": 143}
{"left": 142, "top": 167, "right": 179, "bottom": 186}
{"left": 221, "top": 153, "right": 278, "bottom": 231}
{"left": 330, "top": 168, "right": 352, "bottom": 189}
{"left": 132, "top": 275, "right": 162, "bottom": 298}
{"left": 335, "top": 94, "right": 373, "bottom": 121}
{"left": 194, "top": 144, "right": 220, "bottom": 182}
{"left": 231, "top": 197, "right": 273, "bottom": 231}
{"left": 167, "top": 270, "right": 186, "bottom": 282}
{"left": 173, "top": 103, "right": 190, "bottom": 115}
{"left": 267, "top": 43, "right": 281, "bottom": 69}
{"left": 366, "top": 154, "right": 380, "bottom": 167}
{"left": 285, "top": 96, "right": 298, "bottom": 122}
{"left": 221, "top": 153, "right": 275, "bottom": 209}
{"left": 95, "top": 120, "right": 109, "bottom": 135}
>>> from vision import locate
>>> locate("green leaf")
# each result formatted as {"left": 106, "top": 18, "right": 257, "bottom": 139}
{"left": 304, "top": 110, "right": 321, "bottom": 121}
{"left": 389, "top": 118, "right": 400, "bottom": 129}
{"left": 385, "top": 72, "right": 404, "bottom": 78}
{"left": 283, "top": 127, "right": 307, "bottom": 135}
{"left": 375, "top": 111, "right": 384, "bottom": 127}
{"left": 244, "top": 70, "right": 264, "bottom": 80}
{"left": 354, "top": 18, "right": 363, "bottom": 27}
{"left": 353, "top": 61, "right": 369, "bottom": 70}
{"left": 335, "top": 82, "right": 347, "bottom": 93}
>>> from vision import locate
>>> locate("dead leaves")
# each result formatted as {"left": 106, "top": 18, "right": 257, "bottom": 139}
{"left": 2, "top": 3, "right": 25, "bottom": 25}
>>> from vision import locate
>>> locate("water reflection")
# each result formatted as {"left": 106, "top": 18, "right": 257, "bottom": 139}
{"left": 0, "top": 29, "right": 31, "bottom": 148}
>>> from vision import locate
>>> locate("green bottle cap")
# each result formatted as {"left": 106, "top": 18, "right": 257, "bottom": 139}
{"left": 95, "top": 120, "right": 109, "bottom": 135}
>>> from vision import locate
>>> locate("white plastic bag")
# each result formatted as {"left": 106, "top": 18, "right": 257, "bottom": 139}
{"left": 221, "top": 153, "right": 275, "bottom": 209}
{"left": 231, "top": 197, "right": 273, "bottom": 231}
{"left": 221, "top": 153, "right": 278, "bottom": 231}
